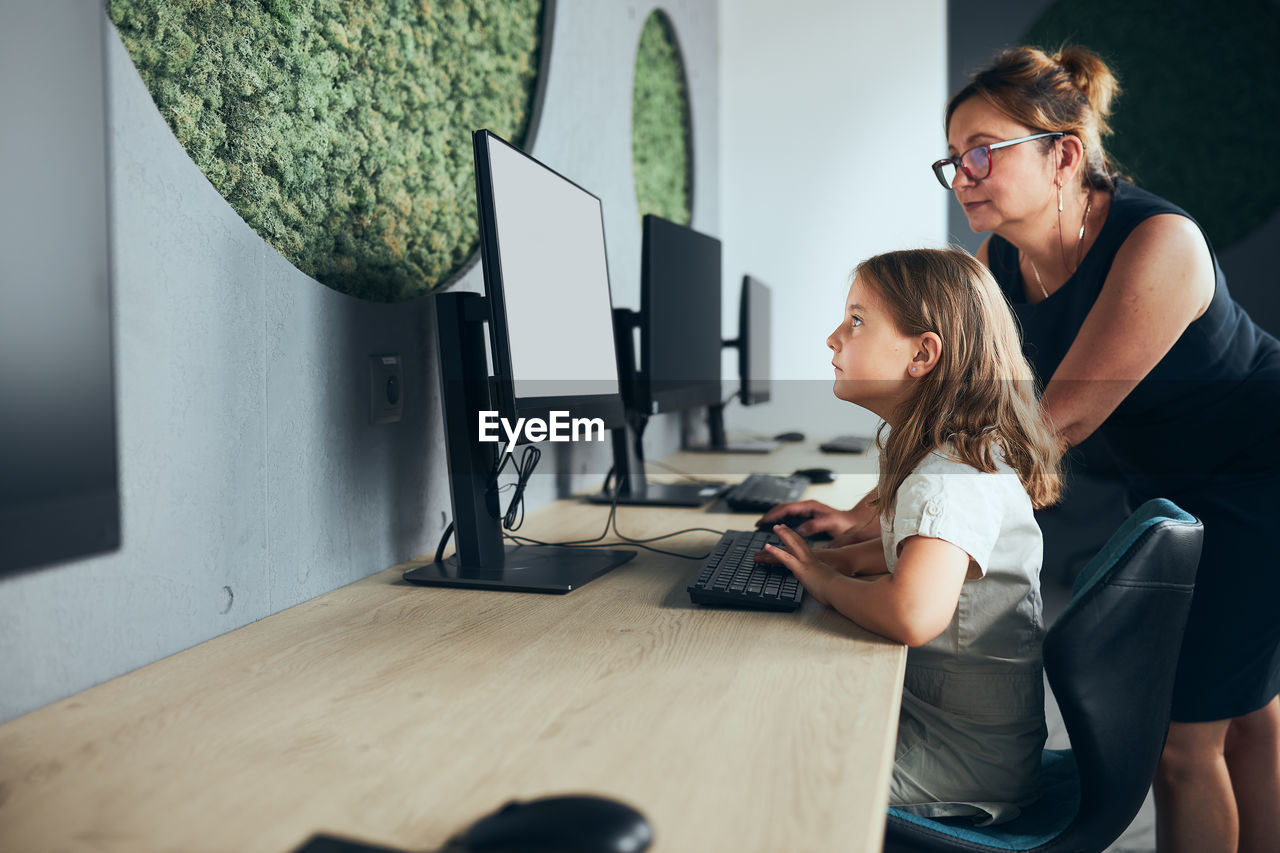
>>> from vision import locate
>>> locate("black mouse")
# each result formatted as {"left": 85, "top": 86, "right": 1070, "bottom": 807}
{"left": 764, "top": 514, "right": 833, "bottom": 543}
{"left": 792, "top": 467, "right": 836, "bottom": 484}
{"left": 773, "top": 431, "right": 805, "bottom": 442}
{"left": 445, "top": 794, "right": 653, "bottom": 853}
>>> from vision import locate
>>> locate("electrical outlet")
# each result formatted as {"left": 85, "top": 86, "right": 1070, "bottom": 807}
{"left": 369, "top": 354, "right": 403, "bottom": 425}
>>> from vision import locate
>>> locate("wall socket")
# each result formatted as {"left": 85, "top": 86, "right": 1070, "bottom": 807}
{"left": 369, "top": 354, "right": 403, "bottom": 425}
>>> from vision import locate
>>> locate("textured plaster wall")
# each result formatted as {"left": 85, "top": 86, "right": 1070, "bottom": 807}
{"left": 0, "top": 1, "right": 720, "bottom": 723}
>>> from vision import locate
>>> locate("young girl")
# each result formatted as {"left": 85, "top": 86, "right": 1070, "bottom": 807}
{"left": 761, "top": 247, "right": 1062, "bottom": 825}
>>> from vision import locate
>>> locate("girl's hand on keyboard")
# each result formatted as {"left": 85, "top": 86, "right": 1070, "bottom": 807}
{"left": 763, "top": 525, "right": 839, "bottom": 606}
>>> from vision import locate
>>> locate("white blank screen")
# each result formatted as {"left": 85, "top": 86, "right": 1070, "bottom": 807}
{"left": 485, "top": 136, "right": 620, "bottom": 400}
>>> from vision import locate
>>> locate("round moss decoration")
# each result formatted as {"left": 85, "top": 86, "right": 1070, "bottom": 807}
{"left": 1025, "top": 0, "right": 1280, "bottom": 251}
{"left": 107, "top": 0, "right": 545, "bottom": 301}
{"left": 632, "top": 11, "right": 692, "bottom": 226}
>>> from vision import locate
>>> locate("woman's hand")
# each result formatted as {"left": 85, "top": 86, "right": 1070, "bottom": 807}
{"left": 761, "top": 525, "right": 841, "bottom": 606}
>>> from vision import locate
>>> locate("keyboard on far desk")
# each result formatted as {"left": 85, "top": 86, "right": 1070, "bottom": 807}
{"left": 722, "top": 474, "right": 810, "bottom": 512}
{"left": 688, "top": 529, "right": 804, "bottom": 611}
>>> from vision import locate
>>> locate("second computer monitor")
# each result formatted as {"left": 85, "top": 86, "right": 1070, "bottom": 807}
{"left": 640, "top": 214, "right": 724, "bottom": 415}
{"left": 738, "top": 275, "right": 772, "bottom": 405}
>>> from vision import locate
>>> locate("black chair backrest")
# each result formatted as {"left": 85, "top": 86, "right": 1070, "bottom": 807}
{"left": 1043, "top": 499, "right": 1201, "bottom": 851}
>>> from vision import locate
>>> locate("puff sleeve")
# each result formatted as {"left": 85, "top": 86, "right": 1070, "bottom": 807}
{"left": 885, "top": 467, "right": 1006, "bottom": 577}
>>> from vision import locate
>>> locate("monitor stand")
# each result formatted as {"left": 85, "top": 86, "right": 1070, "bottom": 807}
{"left": 686, "top": 404, "right": 779, "bottom": 454}
{"left": 404, "top": 292, "right": 634, "bottom": 594}
{"left": 404, "top": 545, "right": 630, "bottom": 593}
{"left": 588, "top": 421, "right": 724, "bottom": 506}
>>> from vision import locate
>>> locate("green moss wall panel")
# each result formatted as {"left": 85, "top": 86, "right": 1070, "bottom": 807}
{"left": 106, "top": 0, "right": 545, "bottom": 301}
{"left": 632, "top": 10, "right": 692, "bottom": 226}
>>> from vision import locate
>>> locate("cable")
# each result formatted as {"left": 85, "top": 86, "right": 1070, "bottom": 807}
{"left": 434, "top": 521, "right": 455, "bottom": 564}
{"left": 645, "top": 456, "right": 725, "bottom": 485}
{"left": 500, "top": 445, "right": 540, "bottom": 531}
{"left": 504, "top": 486, "right": 725, "bottom": 560}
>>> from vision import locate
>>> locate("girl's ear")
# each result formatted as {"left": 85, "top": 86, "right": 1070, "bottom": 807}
{"left": 909, "top": 332, "right": 942, "bottom": 378}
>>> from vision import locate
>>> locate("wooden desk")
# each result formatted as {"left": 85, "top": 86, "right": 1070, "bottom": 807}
{"left": 0, "top": 449, "right": 904, "bottom": 853}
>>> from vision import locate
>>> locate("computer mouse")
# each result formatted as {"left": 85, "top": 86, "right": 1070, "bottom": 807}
{"left": 792, "top": 467, "right": 836, "bottom": 484}
{"left": 766, "top": 514, "right": 833, "bottom": 543}
{"left": 773, "top": 431, "right": 806, "bottom": 442}
{"left": 445, "top": 794, "right": 653, "bottom": 853}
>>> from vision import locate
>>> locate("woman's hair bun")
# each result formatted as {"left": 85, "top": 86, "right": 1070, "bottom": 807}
{"left": 1054, "top": 46, "right": 1119, "bottom": 123}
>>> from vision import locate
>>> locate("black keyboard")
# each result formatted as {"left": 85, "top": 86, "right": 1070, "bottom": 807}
{"left": 687, "top": 529, "right": 805, "bottom": 611}
{"left": 722, "top": 474, "right": 809, "bottom": 512}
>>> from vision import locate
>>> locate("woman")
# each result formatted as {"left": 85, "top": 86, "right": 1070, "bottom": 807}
{"left": 766, "top": 45, "right": 1280, "bottom": 851}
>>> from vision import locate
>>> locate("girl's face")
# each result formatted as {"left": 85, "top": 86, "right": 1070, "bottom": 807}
{"left": 826, "top": 275, "right": 918, "bottom": 422}
{"left": 945, "top": 97, "right": 1058, "bottom": 234}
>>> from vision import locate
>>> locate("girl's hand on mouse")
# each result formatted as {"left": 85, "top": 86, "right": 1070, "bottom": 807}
{"left": 756, "top": 500, "right": 856, "bottom": 538}
{"left": 763, "top": 525, "right": 841, "bottom": 606}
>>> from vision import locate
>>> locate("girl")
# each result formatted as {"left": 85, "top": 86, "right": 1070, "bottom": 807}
{"left": 763, "top": 247, "right": 1062, "bottom": 825}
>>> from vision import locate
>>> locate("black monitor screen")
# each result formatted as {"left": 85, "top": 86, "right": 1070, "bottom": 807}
{"left": 739, "top": 275, "right": 772, "bottom": 406}
{"left": 1, "top": 3, "right": 119, "bottom": 576}
{"left": 473, "top": 130, "right": 624, "bottom": 428}
{"left": 640, "top": 215, "right": 723, "bottom": 415}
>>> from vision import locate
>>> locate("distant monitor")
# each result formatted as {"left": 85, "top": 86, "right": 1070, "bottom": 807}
{"left": 738, "top": 275, "right": 772, "bottom": 405}
{"left": 1, "top": 3, "right": 120, "bottom": 576}
{"left": 404, "top": 130, "right": 633, "bottom": 593}
{"left": 690, "top": 275, "right": 778, "bottom": 453}
{"left": 640, "top": 214, "right": 723, "bottom": 415}
{"left": 589, "top": 215, "right": 727, "bottom": 506}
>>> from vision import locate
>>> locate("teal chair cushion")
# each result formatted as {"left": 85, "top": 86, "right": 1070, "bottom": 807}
{"left": 888, "top": 750, "right": 1078, "bottom": 851}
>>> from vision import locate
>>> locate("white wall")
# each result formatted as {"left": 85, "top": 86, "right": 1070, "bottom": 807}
{"left": 718, "top": 0, "right": 949, "bottom": 441}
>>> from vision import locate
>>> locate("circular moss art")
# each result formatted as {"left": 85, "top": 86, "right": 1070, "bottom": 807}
{"left": 107, "top": 0, "right": 545, "bottom": 301}
{"left": 632, "top": 10, "right": 692, "bottom": 225}
{"left": 1025, "top": 0, "right": 1280, "bottom": 251}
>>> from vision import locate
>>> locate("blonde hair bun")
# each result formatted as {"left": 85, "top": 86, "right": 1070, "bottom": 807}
{"left": 1054, "top": 46, "right": 1120, "bottom": 129}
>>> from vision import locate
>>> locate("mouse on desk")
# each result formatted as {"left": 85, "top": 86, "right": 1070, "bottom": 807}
{"left": 444, "top": 794, "right": 653, "bottom": 853}
{"left": 773, "top": 431, "right": 805, "bottom": 442}
{"left": 792, "top": 467, "right": 836, "bottom": 484}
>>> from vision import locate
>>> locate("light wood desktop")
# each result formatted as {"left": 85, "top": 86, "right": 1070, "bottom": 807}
{"left": 0, "top": 441, "right": 904, "bottom": 853}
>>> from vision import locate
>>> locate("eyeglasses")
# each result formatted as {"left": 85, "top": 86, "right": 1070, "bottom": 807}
{"left": 931, "top": 132, "right": 1064, "bottom": 189}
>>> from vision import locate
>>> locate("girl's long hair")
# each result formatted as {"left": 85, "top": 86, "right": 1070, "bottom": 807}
{"left": 859, "top": 249, "right": 1063, "bottom": 522}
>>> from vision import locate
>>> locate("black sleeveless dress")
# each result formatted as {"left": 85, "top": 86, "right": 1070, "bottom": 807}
{"left": 989, "top": 180, "right": 1280, "bottom": 722}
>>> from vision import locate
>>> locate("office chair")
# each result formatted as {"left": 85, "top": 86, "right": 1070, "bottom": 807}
{"left": 884, "top": 498, "right": 1202, "bottom": 853}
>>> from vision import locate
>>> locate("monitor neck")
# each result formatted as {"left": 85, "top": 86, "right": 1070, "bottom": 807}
{"left": 435, "top": 291, "right": 505, "bottom": 568}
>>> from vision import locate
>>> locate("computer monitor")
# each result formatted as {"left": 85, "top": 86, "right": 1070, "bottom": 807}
{"left": 1, "top": 3, "right": 120, "bottom": 577}
{"left": 691, "top": 274, "right": 778, "bottom": 453}
{"left": 403, "top": 130, "right": 634, "bottom": 593}
{"left": 738, "top": 275, "right": 772, "bottom": 406}
{"left": 640, "top": 214, "right": 723, "bottom": 415}
{"left": 591, "top": 215, "right": 726, "bottom": 506}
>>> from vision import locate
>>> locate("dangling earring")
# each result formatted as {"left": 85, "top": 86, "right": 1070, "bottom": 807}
{"left": 1057, "top": 180, "right": 1064, "bottom": 213}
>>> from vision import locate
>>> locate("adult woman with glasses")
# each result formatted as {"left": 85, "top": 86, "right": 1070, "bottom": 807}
{"left": 764, "top": 42, "right": 1279, "bottom": 851}
{"left": 940, "top": 46, "right": 1280, "bottom": 852}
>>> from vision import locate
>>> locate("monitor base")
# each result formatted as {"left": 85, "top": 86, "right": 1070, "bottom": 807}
{"left": 403, "top": 545, "right": 635, "bottom": 594}
{"left": 587, "top": 480, "right": 724, "bottom": 507}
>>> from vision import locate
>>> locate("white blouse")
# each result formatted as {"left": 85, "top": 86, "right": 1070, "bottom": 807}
{"left": 883, "top": 449, "right": 1047, "bottom": 826}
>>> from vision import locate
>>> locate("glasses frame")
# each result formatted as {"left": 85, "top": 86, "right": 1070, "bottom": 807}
{"left": 931, "top": 132, "right": 1065, "bottom": 189}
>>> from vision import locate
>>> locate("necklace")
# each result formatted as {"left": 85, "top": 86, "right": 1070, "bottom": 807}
{"left": 1030, "top": 188, "right": 1093, "bottom": 302}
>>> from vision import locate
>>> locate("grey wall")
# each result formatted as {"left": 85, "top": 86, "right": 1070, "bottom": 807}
{"left": 0, "top": 0, "right": 720, "bottom": 724}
